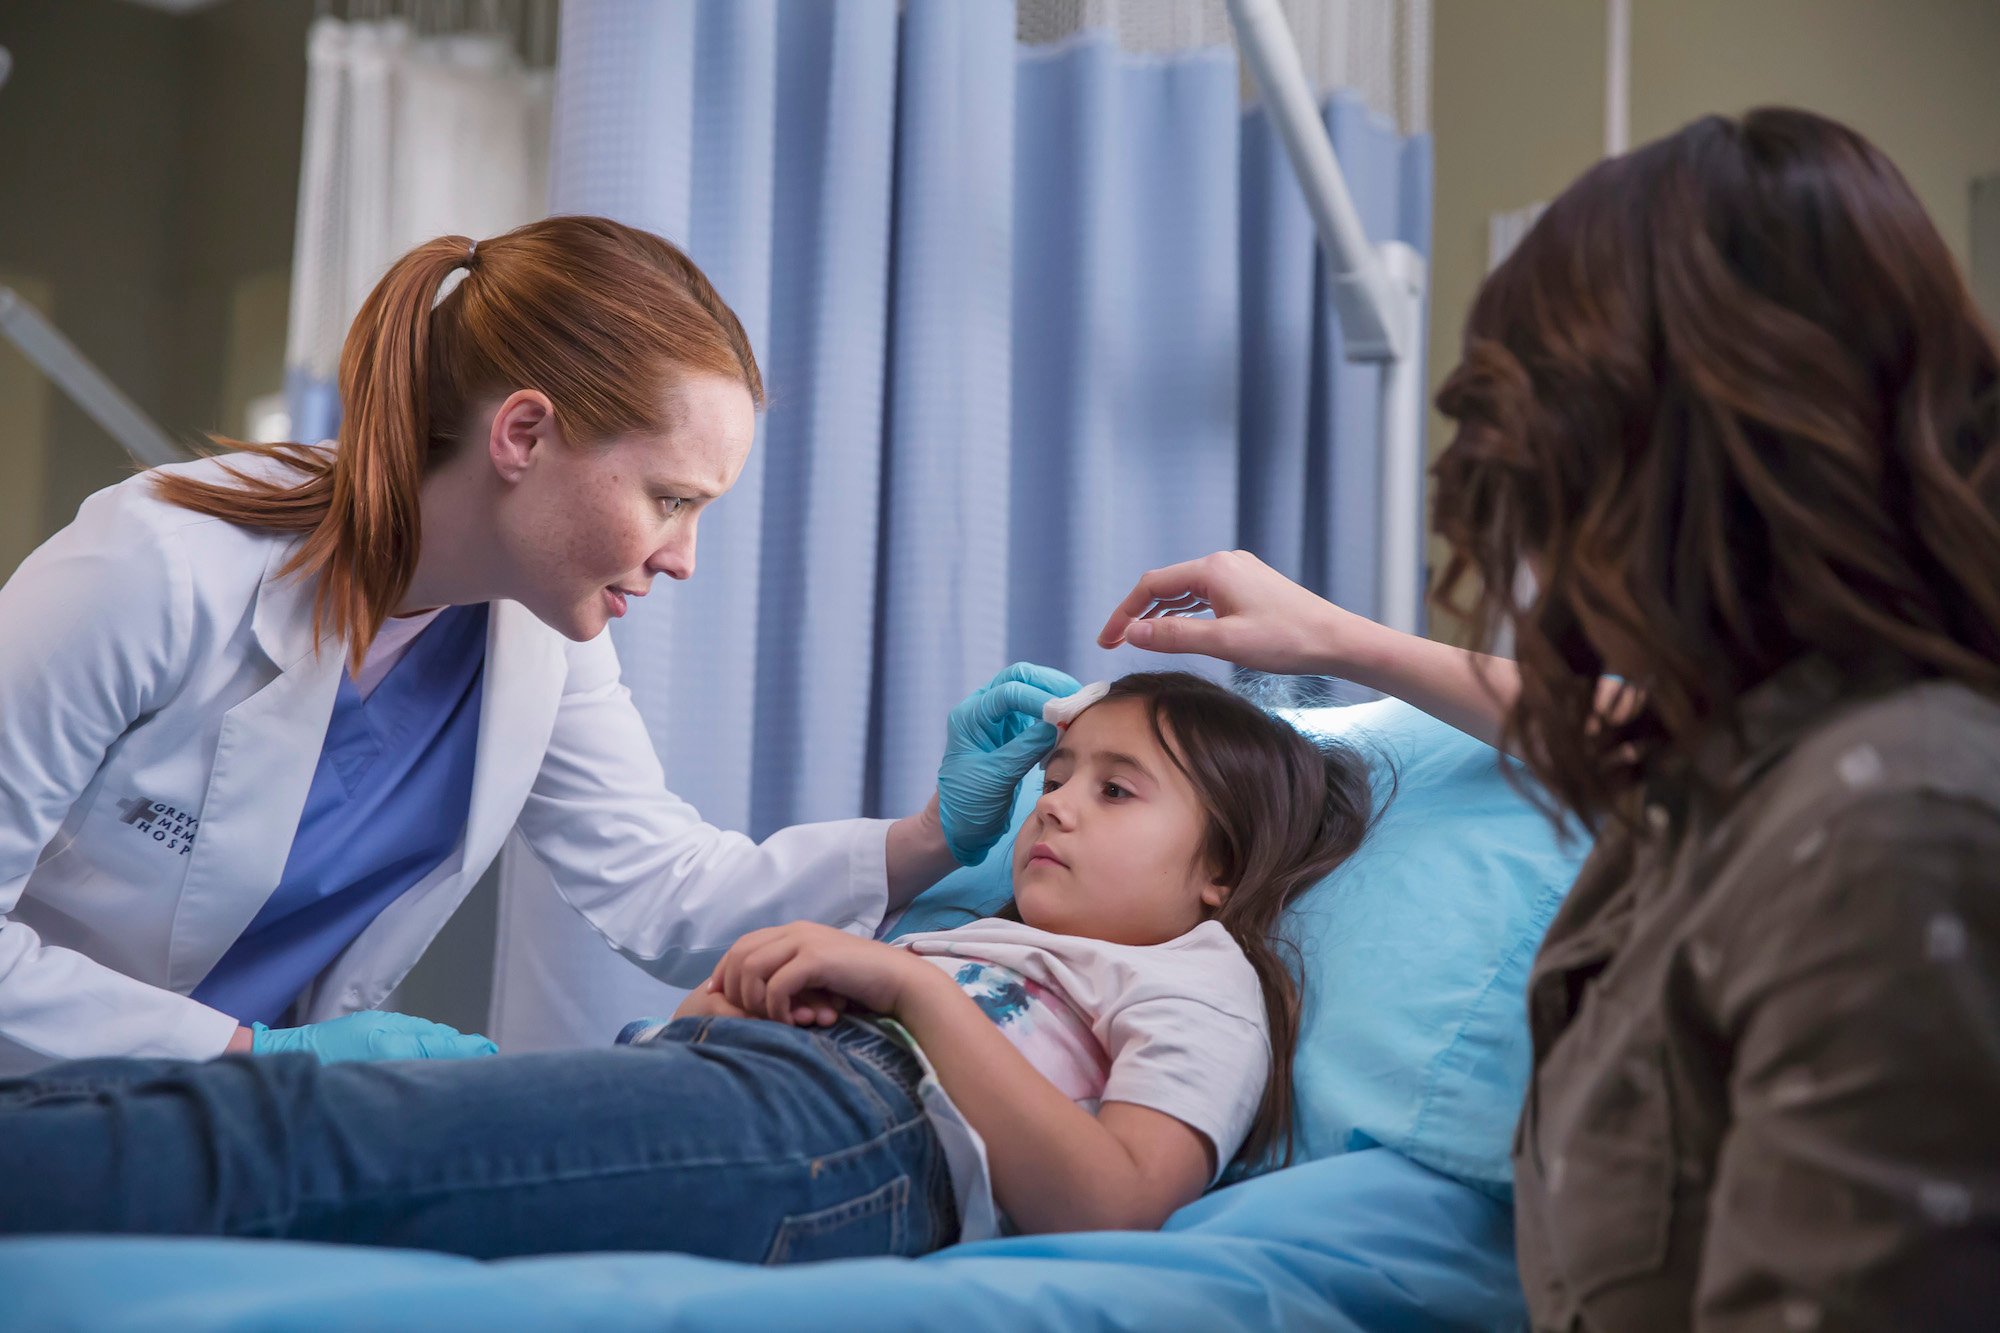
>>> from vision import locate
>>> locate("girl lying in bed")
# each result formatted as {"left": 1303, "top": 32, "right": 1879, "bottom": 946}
{"left": 0, "top": 672, "right": 1374, "bottom": 1262}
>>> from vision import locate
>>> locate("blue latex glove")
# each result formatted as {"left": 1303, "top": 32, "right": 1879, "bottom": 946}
{"left": 937, "top": 662, "right": 1083, "bottom": 866}
{"left": 250, "top": 1010, "right": 499, "bottom": 1062}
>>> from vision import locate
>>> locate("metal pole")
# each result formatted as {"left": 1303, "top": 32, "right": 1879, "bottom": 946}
{"left": 1604, "top": 0, "right": 1630, "bottom": 157}
{"left": 1375, "top": 241, "right": 1428, "bottom": 635}
{"left": 0, "top": 286, "right": 191, "bottom": 470}
{"left": 1226, "top": 0, "right": 1408, "bottom": 361}
{"left": 1225, "top": 0, "right": 1430, "bottom": 631}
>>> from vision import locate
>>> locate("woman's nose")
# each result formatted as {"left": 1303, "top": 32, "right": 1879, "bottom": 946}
{"left": 649, "top": 526, "right": 697, "bottom": 581}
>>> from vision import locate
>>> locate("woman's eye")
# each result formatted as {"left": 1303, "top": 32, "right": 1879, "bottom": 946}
{"left": 658, "top": 496, "right": 688, "bottom": 516}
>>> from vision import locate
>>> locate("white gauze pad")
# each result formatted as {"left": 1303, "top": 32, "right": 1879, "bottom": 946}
{"left": 1043, "top": 680, "right": 1111, "bottom": 730}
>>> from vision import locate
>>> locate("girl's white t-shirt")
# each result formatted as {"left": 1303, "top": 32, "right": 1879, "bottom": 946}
{"left": 886, "top": 917, "right": 1271, "bottom": 1241}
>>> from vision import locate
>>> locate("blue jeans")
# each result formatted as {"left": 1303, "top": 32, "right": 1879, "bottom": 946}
{"left": 0, "top": 1017, "right": 956, "bottom": 1262}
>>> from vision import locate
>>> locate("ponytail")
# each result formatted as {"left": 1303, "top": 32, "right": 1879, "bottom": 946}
{"left": 152, "top": 217, "right": 763, "bottom": 673}
{"left": 154, "top": 236, "right": 471, "bottom": 670}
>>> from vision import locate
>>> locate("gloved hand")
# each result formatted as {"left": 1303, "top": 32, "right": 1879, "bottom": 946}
{"left": 250, "top": 1010, "right": 499, "bottom": 1062}
{"left": 937, "top": 662, "right": 1082, "bottom": 866}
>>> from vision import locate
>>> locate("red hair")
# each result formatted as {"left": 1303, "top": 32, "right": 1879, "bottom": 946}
{"left": 153, "top": 215, "right": 762, "bottom": 671}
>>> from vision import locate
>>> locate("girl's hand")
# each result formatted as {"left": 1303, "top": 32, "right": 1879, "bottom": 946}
{"left": 670, "top": 983, "right": 753, "bottom": 1022}
{"left": 673, "top": 966, "right": 849, "bottom": 1027}
{"left": 716, "top": 923, "right": 931, "bottom": 1025}
{"left": 1097, "top": 549, "right": 1381, "bottom": 677}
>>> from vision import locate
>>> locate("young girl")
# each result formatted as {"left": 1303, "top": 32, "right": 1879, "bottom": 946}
{"left": 0, "top": 672, "right": 1374, "bottom": 1262}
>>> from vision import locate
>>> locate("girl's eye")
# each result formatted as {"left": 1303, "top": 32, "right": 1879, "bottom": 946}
{"left": 1101, "top": 782, "right": 1130, "bottom": 800}
{"left": 1041, "top": 777, "right": 1062, "bottom": 795}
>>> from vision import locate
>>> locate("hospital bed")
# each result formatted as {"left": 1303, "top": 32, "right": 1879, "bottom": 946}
{"left": 0, "top": 697, "right": 1578, "bottom": 1331}
{"left": 0, "top": 1148, "right": 1520, "bottom": 1332}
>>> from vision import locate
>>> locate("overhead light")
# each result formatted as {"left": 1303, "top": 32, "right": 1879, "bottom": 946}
{"left": 0, "top": 46, "right": 12, "bottom": 93}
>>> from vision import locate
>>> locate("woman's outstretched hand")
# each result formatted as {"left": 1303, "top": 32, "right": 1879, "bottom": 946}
{"left": 1102, "top": 549, "right": 1541, "bottom": 753}
{"left": 1097, "top": 549, "right": 1376, "bottom": 677}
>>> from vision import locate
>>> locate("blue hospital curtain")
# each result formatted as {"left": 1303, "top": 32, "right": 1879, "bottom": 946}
{"left": 490, "top": 0, "right": 1431, "bottom": 1050}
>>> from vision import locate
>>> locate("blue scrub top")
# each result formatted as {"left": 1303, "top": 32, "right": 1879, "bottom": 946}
{"left": 192, "top": 603, "right": 489, "bottom": 1026}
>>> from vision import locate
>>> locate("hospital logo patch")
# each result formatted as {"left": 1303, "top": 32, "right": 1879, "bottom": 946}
{"left": 118, "top": 796, "right": 200, "bottom": 856}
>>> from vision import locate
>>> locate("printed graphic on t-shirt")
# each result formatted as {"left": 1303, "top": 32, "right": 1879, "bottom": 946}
{"left": 936, "top": 957, "right": 1110, "bottom": 1108}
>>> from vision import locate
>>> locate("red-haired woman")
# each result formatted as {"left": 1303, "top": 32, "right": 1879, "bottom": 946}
{"left": 0, "top": 215, "right": 1070, "bottom": 1072}
{"left": 1102, "top": 109, "right": 2000, "bottom": 1328}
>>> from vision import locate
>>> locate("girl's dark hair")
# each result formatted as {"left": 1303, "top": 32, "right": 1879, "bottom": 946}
{"left": 1004, "top": 671, "right": 1378, "bottom": 1170}
{"left": 1432, "top": 108, "right": 2000, "bottom": 830}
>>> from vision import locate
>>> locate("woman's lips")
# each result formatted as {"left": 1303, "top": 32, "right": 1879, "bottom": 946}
{"left": 605, "top": 583, "right": 648, "bottom": 619}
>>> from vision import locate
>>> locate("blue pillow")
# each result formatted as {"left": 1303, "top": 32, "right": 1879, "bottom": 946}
{"left": 887, "top": 696, "right": 1589, "bottom": 1197}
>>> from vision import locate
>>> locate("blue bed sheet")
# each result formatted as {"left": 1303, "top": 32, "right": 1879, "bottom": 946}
{"left": 0, "top": 1148, "right": 1525, "bottom": 1332}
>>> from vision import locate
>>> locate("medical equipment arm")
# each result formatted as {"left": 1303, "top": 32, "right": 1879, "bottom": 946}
{"left": 1224, "top": 0, "right": 1429, "bottom": 634}
{"left": 0, "top": 496, "right": 241, "bottom": 1063}
{"left": 0, "top": 286, "right": 190, "bottom": 469}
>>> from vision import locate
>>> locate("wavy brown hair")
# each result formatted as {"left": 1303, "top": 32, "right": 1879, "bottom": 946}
{"left": 1432, "top": 108, "right": 2000, "bottom": 830}
{"left": 997, "top": 672, "right": 1379, "bottom": 1171}
{"left": 153, "top": 215, "right": 763, "bottom": 673}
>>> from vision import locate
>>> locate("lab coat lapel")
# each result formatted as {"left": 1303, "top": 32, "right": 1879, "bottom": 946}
{"left": 167, "top": 539, "right": 343, "bottom": 992}
{"left": 459, "top": 600, "right": 564, "bottom": 880}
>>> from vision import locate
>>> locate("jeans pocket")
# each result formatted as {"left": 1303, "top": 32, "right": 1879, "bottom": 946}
{"left": 762, "top": 1174, "right": 910, "bottom": 1265}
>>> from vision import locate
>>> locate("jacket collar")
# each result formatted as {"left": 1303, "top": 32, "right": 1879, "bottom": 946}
{"left": 1655, "top": 650, "right": 1930, "bottom": 827}
{"left": 249, "top": 535, "right": 330, "bottom": 672}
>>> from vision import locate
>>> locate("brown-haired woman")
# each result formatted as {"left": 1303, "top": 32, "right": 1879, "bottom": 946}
{"left": 1100, "top": 108, "right": 2000, "bottom": 1328}
{"left": 0, "top": 214, "right": 1078, "bottom": 1072}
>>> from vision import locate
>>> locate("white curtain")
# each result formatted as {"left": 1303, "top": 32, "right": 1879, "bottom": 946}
{"left": 1016, "top": 0, "right": 1430, "bottom": 134}
{"left": 282, "top": 16, "right": 553, "bottom": 443}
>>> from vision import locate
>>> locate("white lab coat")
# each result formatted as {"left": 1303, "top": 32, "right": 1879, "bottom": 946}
{"left": 0, "top": 454, "right": 891, "bottom": 1074}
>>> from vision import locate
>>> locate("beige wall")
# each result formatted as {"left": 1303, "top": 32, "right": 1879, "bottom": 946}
{"left": 1630, "top": 0, "right": 2000, "bottom": 266}
{"left": 169, "top": 0, "right": 314, "bottom": 440}
{"left": 0, "top": 0, "right": 307, "bottom": 582}
{"left": 0, "top": 276, "right": 54, "bottom": 579}
{"left": 0, "top": 0, "right": 190, "bottom": 552}
{"left": 1427, "top": 0, "right": 2000, "bottom": 639}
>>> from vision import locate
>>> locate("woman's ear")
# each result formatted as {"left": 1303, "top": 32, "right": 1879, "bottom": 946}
{"left": 487, "top": 389, "right": 556, "bottom": 483}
